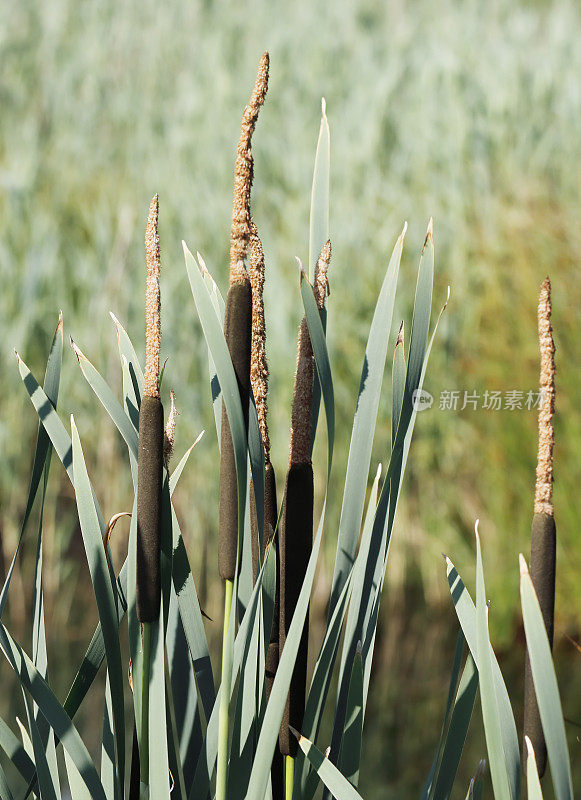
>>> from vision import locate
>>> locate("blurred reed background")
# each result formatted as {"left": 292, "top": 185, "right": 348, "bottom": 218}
{"left": 1, "top": 0, "right": 580, "bottom": 795}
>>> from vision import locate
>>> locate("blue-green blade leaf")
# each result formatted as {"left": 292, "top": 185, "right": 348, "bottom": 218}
{"left": 71, "top": 417, "right": 125, "bottom": 795}
{"left": 2, "top": 314, "right": 63, "bottom": 618}
{"left": 308, "top": 98, "right": 330, "bottom": 282}
{"left": 0, "top": 622, "right": 106, "bottom": 800}
{"left": 294, "top": 730, "right": 364, "bottom": 800}
{"left": 445, "top": 556, "right": 520, "bottom": 800}
{"left": 520, "top": 555, "right": 573, "bottom": 800}
{"left": 328, "top": 226, "right": 405, "bottom": 616}
{"left": 525, "top": 737, "right": 544, "bottom": 800}
{"left": 475, "top": 526, "right": 512, "bottom": 800}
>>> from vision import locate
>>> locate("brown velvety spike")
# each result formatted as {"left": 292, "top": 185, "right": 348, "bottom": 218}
{"left": 523, "top": 512, "right": 556, "bottom": 777}
{"left": 136, "top": 394, "right": 164, "bottom": 622}
{"left": 278, "top": 462, "right": 313, "bottom": 757}
{"left": 250, "top": 461, "right": 278, "bottom": 581}
{"left": 218, "top": 277, "right": 252, "bottom": 580}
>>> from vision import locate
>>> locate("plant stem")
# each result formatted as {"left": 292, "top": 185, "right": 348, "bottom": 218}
{"left": 139, "top": 622, "right": 151, "bottom": 786}
{"left": 286, "top": 755, "right": 294, "bottom": 800}
{"left": 217, "top": 578, "right": 234, "bottom": 800}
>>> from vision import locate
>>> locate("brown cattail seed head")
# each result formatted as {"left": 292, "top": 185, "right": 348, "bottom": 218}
{"left": 534, "top": 277, "right": 555, "bottom": 515}
{"left": 230, "top": 52, "right": 269, "bottom": 280}
{"left": 144, "top": 194, "right": 161, "bottom": 398}
{"left": 289, "top": 242, "right": 332, "bottom": 466}
{"left": 249, "top": 221, "right": 271, "bottom": 460}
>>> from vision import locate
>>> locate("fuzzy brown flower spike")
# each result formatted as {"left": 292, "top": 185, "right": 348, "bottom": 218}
{"left": 523, "top": 276, "right": 557, "bottom": 778}
{"left": 249, "top": 221, "right": 271, "bottom": 460}
{"left": 137, "top": 194, "right": 164, "bottom": 623}
{"left": 144, "top": 194, "right": 161, "bottom": 399}
{"left": 230, "top": 51, "right": 269, "bottom": 280}
{"left": 289, "top": 241, "right": 331, "bottom": 467}
{"left": 534, "top": 277, "right": 555, "bottom": 516}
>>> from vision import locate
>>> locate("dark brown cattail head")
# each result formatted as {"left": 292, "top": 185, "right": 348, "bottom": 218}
{"left": 278, "top": 462, "right": 313, "bottom": 757}
{"left": 218, "top": 276, "right": 252, "bottom": 581}
{"left": 136, "top": 196, "right": 164, "bottom": 622}
{"left": 523, "top": 277, "right": 557, "bottom": 778}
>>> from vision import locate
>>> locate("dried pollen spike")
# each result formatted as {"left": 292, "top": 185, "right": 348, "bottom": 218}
{"left": 523, "top": 276, "right": 557, "bottom": 778}
{"left": 137, "top": 194, "right": 164, "bottom": 623}
{"left": 144, "top": 194, "right": 161, "bottom": 399}
{"left": 249, "top": 221, "right": 271, "bottom": 460}
{"left": 230, "top": 52, "right": 269, "bottom": 274}
{"left": 163, "top": 390, "right": 178, "bottom": 469}
{"left": 534, "top": 277, "right": 555, "bottom": 516}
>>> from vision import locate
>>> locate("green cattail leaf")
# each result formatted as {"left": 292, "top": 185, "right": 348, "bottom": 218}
{"left": 445, "top": 557, "right": 521, "bottom": 800}
{"left": 72, "top": 339, "right": 138, "bottom": 462}
{"left": 308, "top": 98, "right": 330, "bottom": 282}
{"left": 169, "top": 434, "right": 204, "bottom": 497}
{"left": 199, "top": 253, "right": 225, "bottom": 445}
{"left": 328, "top": 227, "right": 405, "bottom": 618}
{"left": 476, "top": 528, "right": 512, "bottom": 800}
{"left": 71, "top": 417, "right": 125, "bottom": 795}
{"left": 31, "top": 504, "right": 61, "bottom": 798}
{"left": 166, "top": 587, "right": 202, "bottom": 795}
{"left": 148, "top": 609, "right": 171, "bottom": 799}
{"left": 246, "top": 500, "right": 330, "bottom": 800}
{"left": 16, "top": 356, "right": 106, "bottom": 532}
{"left": 0, "top": 622, "right": 106, "bottom": 800}
{"left": 2, "top": 314, "right": 62, "bottom": 618}
{"left": 121, "top": 354, "right": 140, "bottom": 433}
{"left": 300, "top": 270, "right": 334, "bottom": 473}
{"left": 21, "top": 689, "right": 59, "bottom": 800}
{"left": 326, "top": 227, "right": 440, "bottom": 787}
{"left": 189, "top": 545, "right": 274, "bottom": 800}
{"left": 0, "top": 762, "right": 15, "bottom": 800}
{"left": 338, "top": 644, "right": 363, "bottom": 786}
{"left": 520, "top": 556, "right": 573, "bottom": 800}
{"left": 100, "top": 673, "right": 117, "bottom": 800}
{"left": 64, "top": 747, "right": 92, "bottom": 800}
{"left": 294, "top": 731, "right": 364, "bottom": 800}
{"left": 431, "top": 651, "right": 478, "bottom": 800}
{"left": 171, "top": 505, "right": 215, "bottom": 721}
{"left": 110, "top": 311, "right": 144, "bottom": 398}
{"left": 525, "top": 738, "right": 545, "bottom": 800}
{"left": 0, "top": 715, "right": 35, "bottom": 785}
{"left": 422, "top": 632, "right": 466, "bottom": 800}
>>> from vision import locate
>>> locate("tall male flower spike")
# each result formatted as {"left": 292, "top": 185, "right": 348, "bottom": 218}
{"left": 249, "top": 221, "right": 278, "bottom": 574}
{"left": 248, "top": 219, "right": 282, "bottom": 799}
{"left": 279, "top": 241, "right": 331, "bottom": 759}
{"left": 136, "top": 194, "right": 164, "bottom": 623}
{"left": 523, "top": 276, "right": 556, "bottom": 777}
{"left": 218, "top": 53, "right": 269, "bottom": 582}
{"left": 230, "top": 51, "right": 269, "bottom": 274}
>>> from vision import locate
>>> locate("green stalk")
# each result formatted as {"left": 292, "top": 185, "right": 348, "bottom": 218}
{"left": 286, "top": 755, "right": 294, "bottom": 800}
{"left": 139, "top": 622, "right": 151, "bottom": 787}
{"left": 217, "top": 578, "right": 234, "bottom": 800}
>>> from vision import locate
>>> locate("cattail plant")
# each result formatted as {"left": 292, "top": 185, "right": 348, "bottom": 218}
{"left": 248, "top": 218, "right": 283, "bottom": 797}
{"left": 218, "top": 51, "right": 269, "bottom": 582}
{"left": 279, "top": 242, "right": 330, "bottom": 793}
{"left": 135, "top": 193, "right": 164, "bottom": 792}
{"left": 4, "top": 53, "right": 575, "bottom": 800}
{"left": 523, "top": 276, "right": 556, "bottom": 778}
{"left": 217, "top": 51, "right": 269, "bottom": 800}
